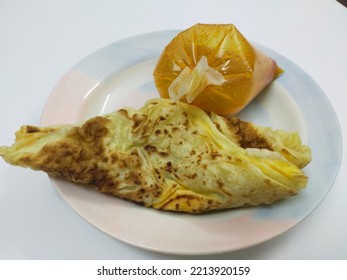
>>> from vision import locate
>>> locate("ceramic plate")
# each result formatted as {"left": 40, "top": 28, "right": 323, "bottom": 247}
{"left": 41, "top": 30, "right": 342, "bottom": 255}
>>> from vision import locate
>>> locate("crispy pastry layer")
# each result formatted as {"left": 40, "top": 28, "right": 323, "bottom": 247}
{"left": 0, "top": 99, "right": 311, "bottom": 213}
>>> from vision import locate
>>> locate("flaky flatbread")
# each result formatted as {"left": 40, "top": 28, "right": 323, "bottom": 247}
{"left": 0, "top": 99, "right": 311, "bottom": 213}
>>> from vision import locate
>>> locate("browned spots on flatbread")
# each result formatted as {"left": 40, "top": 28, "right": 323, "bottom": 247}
{"left": 222, "top": 117, "right": 273, "bottom": 150}
{"left": 1, "top": 99, "right": 310, "bottom": 214}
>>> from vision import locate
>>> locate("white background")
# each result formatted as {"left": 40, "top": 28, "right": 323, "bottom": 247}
{"left": 0, "top": 0, "right": 346, "bottom": 259}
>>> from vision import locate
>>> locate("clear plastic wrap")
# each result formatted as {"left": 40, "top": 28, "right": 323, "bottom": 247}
{"left": 153, "top": 24, "right": 283, "bottom": 115}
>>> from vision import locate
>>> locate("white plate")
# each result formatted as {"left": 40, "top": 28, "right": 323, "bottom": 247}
{"left": 41, "top": 30, "right": 342, "bottom": 255}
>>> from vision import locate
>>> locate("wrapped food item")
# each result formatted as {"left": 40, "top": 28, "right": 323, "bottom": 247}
{"left": 153, "top": 23, "right": 283, "bottom": 115}
{"left": 0, "top": 99, "right": 311, "bottom": 213}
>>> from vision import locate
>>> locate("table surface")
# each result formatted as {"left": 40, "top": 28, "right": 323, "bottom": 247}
{"left": 1, "top": 0, "right": 346, "bottom": 260}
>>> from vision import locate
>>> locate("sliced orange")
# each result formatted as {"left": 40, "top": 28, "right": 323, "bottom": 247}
{"left": 153, "top": 24, "right": 283, "bottom": 115}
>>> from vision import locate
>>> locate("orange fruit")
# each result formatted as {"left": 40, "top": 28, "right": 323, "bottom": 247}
{"left": 153, "top": 24, "right": 283, "bottom": 115}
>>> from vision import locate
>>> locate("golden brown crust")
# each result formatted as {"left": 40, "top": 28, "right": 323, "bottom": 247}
{"left": 219, "top": 116, "right": 273, "bottom": 150}
{"left": 0, "top": 99, "right": 311, "bottom": 213}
